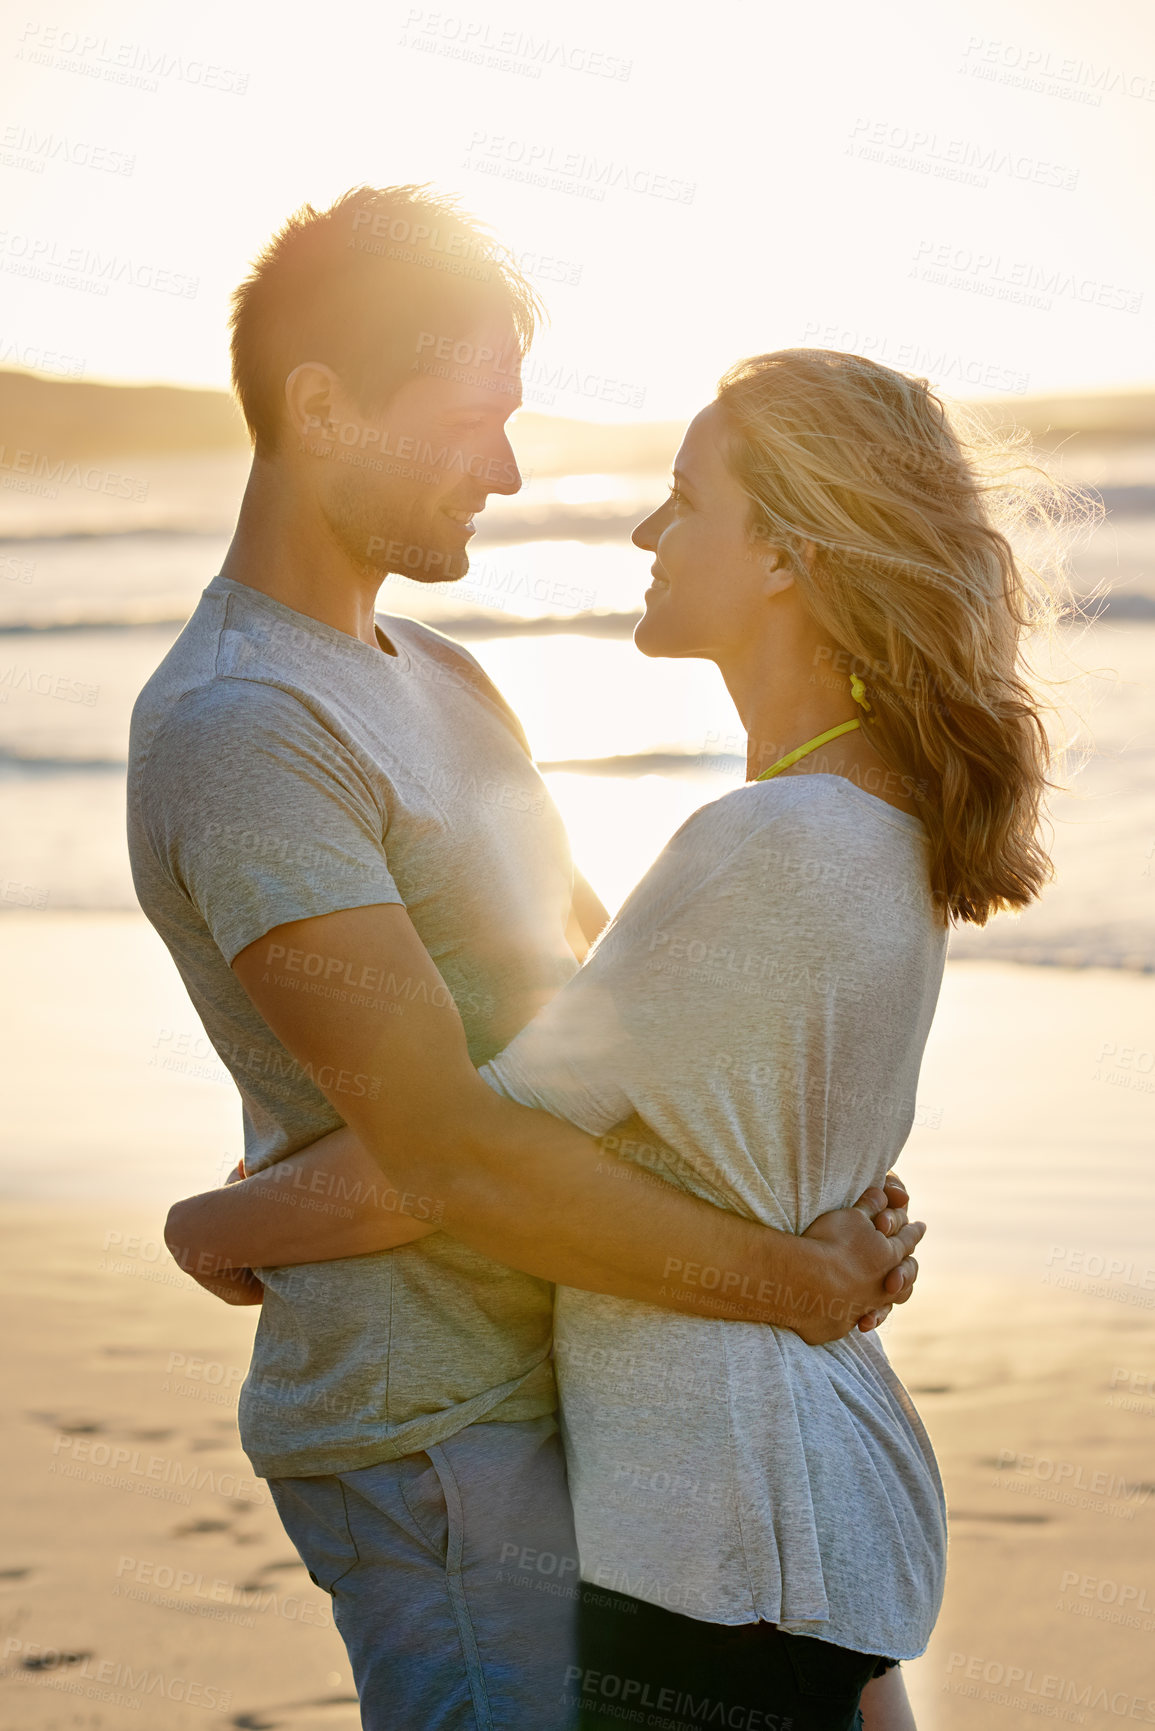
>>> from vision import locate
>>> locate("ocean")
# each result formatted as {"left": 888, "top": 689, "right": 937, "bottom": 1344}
{"left": 1, "top": 448, "right": 1152, "bottom": 968}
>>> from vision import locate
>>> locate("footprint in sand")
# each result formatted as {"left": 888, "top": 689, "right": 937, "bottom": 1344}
{"left": 950, "top": 1508, "right": 1052, "bottom": 1524}
{"left": 235, "top": 1556, "right": 311, "bottom": 1592}
{"left": 171, "top": 1517, "right": 235, "bottom": 1536}
{"left": 20, "top": 1649, "right": 93, "bottom": 1671}
{"left": 227, "top": 1692, "right": 360, "bottom": 1729}
{"left": 26, "top": 1411, "right": 105, "bottom": 1434}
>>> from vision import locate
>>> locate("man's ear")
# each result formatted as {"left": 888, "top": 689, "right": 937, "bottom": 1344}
{"left": 284, "top": 362, "right": 342, "bottom": 448}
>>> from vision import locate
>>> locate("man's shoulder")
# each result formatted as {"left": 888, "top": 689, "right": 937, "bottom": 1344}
{"left": 130, "top": 589, "right": 224, "bottom": 774}
{"left": 128, "top": 624, "right": 331, "bottom": 839}
{"left": 132, "top": 653, "right": 305, "bottom": 768}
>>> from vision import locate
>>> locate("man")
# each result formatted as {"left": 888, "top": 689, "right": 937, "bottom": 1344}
{"left": 131, "top": 185, "right": 924, "bottom": 1730}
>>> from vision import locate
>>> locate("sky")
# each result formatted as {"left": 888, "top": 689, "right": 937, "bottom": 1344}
{"left": 0, "top": 0, "right": 1152, "bottom": 421}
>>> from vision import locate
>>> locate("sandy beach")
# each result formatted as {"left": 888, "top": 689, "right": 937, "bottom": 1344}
{"left": 2, "top": 914, "right": 1153, "bottom": 1729}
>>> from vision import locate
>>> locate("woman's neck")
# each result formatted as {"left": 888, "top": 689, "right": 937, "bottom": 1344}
{"left": 717, "top": 623, "right": 857, "bottom": 782}
{"left": 717, "top": 634, "right": 921, "bottom": 817}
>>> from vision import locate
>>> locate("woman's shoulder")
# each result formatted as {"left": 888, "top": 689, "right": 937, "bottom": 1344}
{"left": 670, "top": 773, "right": 924, "bottom": 859}
{"left": 596, "top": 776, "right": 934, "bottom": 958}
{"left": 618, "top": 779, "right": 849, "bottom": 921}
{"left": 652, "top": 776, "right": 937, "bottom": 932}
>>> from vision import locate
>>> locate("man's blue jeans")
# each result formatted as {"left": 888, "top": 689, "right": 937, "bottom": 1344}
{"left": 268, "top": 1415, "right": 579, "bottom": 1730}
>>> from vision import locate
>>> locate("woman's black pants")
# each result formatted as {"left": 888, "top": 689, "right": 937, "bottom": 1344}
{"left": 574, "top": 1582, "right": 891, "bottom": 1731}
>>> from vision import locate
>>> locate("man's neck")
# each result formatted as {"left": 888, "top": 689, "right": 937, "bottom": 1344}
{"left": 219, "top": 458, "right": 386, "bottom": 648}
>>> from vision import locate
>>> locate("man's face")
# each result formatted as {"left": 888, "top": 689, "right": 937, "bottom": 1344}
{"left": 304, "top": 317, "right": 523, "bottom": 583}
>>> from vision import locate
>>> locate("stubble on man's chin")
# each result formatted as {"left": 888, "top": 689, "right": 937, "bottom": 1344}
{"left": 323, "top": 485, "right": 470, "bottom": 585}
{"left": 376, "top": 547, "right": 471, "bottom": 585}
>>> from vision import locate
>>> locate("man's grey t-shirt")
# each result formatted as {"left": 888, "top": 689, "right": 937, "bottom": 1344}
{"left": 128, "top": 575, "right": 578, "bottom": 1478}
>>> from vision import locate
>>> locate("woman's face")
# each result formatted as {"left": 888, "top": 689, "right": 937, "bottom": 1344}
{"left": 632, "top": 401, "right": 780, "bottom": 662}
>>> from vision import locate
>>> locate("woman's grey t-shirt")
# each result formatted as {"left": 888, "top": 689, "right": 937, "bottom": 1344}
{"left": 482, "top": 776, "right": 949, "bottom": 1659}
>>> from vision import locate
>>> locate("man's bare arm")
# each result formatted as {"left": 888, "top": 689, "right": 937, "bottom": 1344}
{"left": 229, "top": 904, "right": 924, "bottom": 1342}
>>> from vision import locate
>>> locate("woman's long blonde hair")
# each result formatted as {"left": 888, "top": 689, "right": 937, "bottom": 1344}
{"left": 715, "top": 348, "right": 1085, "bottom": 926}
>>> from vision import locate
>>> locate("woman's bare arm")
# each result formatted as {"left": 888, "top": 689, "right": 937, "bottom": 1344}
{"left": 170, "top": 1255, "right": 267, "bottom": 1306}
{"left": 165, "top": 1128, "right": 439, "bottom": 1285}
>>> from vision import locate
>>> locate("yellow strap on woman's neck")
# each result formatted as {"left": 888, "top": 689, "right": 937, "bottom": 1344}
{"left": 753, "top": 670, "right": 873, "bottom": 783}
{"left": 754, "top": 716, "right": 860, "bottom": 782}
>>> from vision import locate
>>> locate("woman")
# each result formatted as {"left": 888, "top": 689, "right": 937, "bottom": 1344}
{"left": 169, "top": 350, "right": 1062, "bottom": 1729}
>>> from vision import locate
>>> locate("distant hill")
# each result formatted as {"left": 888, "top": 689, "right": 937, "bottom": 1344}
{"left": 0, "top": 367, "right": 686, "bottom": 473}
{"left": 1, "top": 367, "right": 1152, "bottom": 473}
{"left": 0, "top": 369, "right": 250, "bottom": 457}
{"left": 977, "top": 391, "right": 1155, "bottom": 442}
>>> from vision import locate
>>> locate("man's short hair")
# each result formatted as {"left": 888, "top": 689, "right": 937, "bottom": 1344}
{"left": 230, "top": 184, "right": 541, "bottom": 455}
